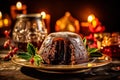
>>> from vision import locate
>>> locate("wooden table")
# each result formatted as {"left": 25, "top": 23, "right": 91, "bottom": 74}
{"left": 1, "top": 51, "right": 120, "bottom": 80}
{"left": 1, "top": 38, "right": 120, "bottom": 80}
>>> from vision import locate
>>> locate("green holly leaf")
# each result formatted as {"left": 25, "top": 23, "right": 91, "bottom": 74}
{"left": 17, "top": 43, "right": 43, "bottom": 66}
{"left": 88, "top": 48, "right": 99, "bottom": 54}
{"left": 89, "top": 52, "right": 103, "bottom": 57}
{"left": 83, "top": 37, "right": 87, "bottom": 47}
{"left": 34, "top": 54, "right": 44, "bottom": 66}
{"left": 27, "top": 43, "right": 36, "bottom": 56}
{"left": 82, "top": 37, "right": 102, "bottom": 57}
{"left": 17, "top": 52, "right": 32, "bottom": 60}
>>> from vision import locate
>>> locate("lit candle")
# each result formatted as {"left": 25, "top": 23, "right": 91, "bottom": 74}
{"left": 0, "top": 11, "right": 2, "bottom": 19}
{"left": 41, "top": 11, "right": 51, "bottom": 33}
{"left": 16, "top": 1, "right": 22, "bottom": 10}
{"left": 10, "top": 2, "right": 27, "bottom": 19}
{"left": 41, "top": 11, "right": 46, "bottom": 19}
{"left": 0, "top": 11, "right": 3, "bottom": 27}
{"left": 87, "top": 14, "right": 95, "bottom": 22}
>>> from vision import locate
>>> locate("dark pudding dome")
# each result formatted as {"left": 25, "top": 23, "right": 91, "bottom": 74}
{"left": 39, "top": 32, "right": 89, "bottom": 65}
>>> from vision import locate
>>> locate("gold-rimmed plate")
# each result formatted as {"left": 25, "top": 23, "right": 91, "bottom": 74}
{"left": 12, "top": 54, "right": 112, "bottom": 73}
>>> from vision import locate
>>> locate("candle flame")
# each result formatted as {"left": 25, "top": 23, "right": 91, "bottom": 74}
{"left": 88, "top": 14, "right": 95, "bottom": 22}
{"left": 0, "top": 11, "right": 2, "bottom": 19}
{"left": 41, "top": 11, "right": 46, "bottom": 19}
{"left": 16, "top": 1, "right": 22, "bottom": 10}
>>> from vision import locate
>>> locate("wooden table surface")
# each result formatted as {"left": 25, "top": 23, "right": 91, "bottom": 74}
{"left": 1, "top": 37, "right": 120, "bottom": 80}
{"left": 1, "top": 51, "right": 120, "bottom": 80}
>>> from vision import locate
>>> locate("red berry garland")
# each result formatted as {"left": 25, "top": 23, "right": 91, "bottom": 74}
{"left": 3, "top": 30, "right": 18, "bottom": 60}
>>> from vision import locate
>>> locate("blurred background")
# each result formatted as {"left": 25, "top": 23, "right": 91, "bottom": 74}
{"left": 0, "top": 0, "right": 120, "bottom": 37}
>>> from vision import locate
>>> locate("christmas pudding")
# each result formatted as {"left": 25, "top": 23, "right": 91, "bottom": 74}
{"left": 39, "top": 32, "right": 89, "bottom": 65}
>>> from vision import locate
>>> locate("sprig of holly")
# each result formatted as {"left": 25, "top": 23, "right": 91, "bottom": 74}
{"left": 3, "top": 30, "right": 43, "bottom": 66}
{"left": 83, "top": 37, "right": 102, "bottom": 57}
{"left": 17, "top": 43, "right": 44, "bottom": 66}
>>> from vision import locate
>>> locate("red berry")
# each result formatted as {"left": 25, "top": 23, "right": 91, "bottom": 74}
{"left": 4, "top": 30, "right": 10, "bottom": 38}
{"left": 8, "top": 51, "right": 13, "bottom": 57}
{"left": 4, "top": 55, "right": 10, "bottom": 61}
{"left": 12, "top": 47, "right": 18, "bottom": 54}
{"left": 4, "top": 42, "right": 8, "bottom": 48}
{"left": 14, "top": 47, "right": 18, "bottom": 52}
{"left": 30, "top": 58, "right": 34, "bottom": 64}
{"left": 4, "top": 40, "right": 11, "bottom": 48}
